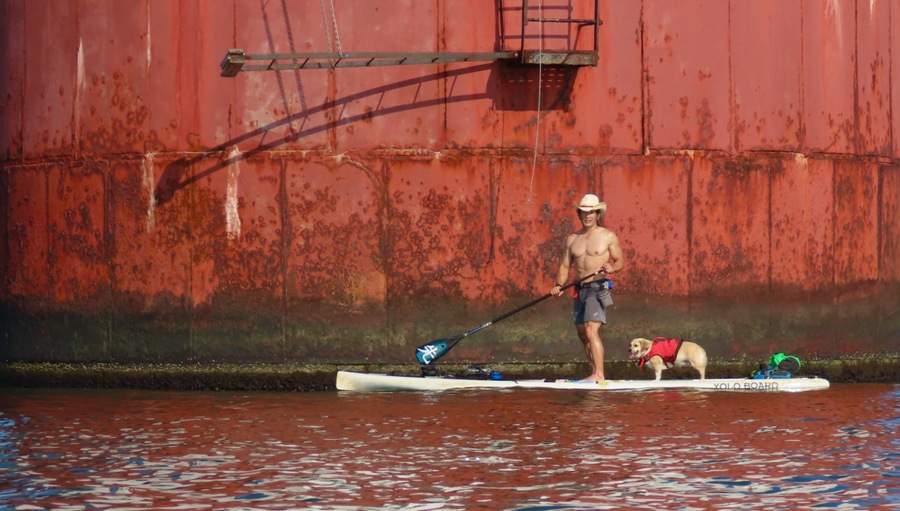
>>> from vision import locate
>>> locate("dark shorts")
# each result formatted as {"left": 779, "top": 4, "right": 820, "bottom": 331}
{"left": 573, "top": 286, "right": 611, "bottom": 325}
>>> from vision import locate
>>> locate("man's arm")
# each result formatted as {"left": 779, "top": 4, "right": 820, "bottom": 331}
{"left": 602, "top": 232, "right": 624, "bottom": 274}
{"left": 552, "top": 236, "right": 574, "bottom": 296}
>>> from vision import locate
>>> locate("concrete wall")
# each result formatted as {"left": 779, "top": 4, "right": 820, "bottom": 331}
{"left": 1, "top": 0, "right": 898, "bottom": 365}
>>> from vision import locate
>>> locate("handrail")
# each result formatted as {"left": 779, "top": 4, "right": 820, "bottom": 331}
{"left": 520, "top": 0, "right": 602, "bottom": 56}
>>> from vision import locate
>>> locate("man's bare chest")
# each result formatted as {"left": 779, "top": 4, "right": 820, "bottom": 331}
{"left": 570, "top": 231, "right": 609, "bottom": 258}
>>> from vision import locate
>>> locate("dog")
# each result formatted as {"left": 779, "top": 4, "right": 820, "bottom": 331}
{"left": 629, "top": 337, "right": 707, "bottom": 380}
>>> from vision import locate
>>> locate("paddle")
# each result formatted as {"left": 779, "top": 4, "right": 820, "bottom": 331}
{"left": 415, "top": 269, "right": 606, "bottom": 365}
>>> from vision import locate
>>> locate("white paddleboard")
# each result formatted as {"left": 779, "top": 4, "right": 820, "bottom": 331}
{"left": 335, "top": 371, "right": 830, "bottom": 392}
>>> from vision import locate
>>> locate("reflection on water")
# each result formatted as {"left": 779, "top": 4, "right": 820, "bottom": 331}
{"left": 0, "top": 384, "right": 897, "bottom": 510}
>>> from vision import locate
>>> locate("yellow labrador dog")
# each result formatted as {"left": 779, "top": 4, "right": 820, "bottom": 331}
{"left": 629, "top": 337, "right": 707, "bottom": 380}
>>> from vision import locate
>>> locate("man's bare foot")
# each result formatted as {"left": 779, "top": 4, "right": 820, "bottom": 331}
{"left": 578, "top": 375, "right": 606, "bottom": 382}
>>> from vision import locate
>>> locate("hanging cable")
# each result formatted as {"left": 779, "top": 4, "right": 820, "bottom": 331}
{"left": 319, "top": 0, "right": 343, "bottom": 67}
{"left": 328, "top": 0, "right": 343, "bottom": 56}
{"left": 526, "top": 1, "right": 544, "bottom": 203}
{"left": 319, "top": 0, "right": 333, "bottom": 53}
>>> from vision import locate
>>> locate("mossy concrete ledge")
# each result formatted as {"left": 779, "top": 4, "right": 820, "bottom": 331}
{"left": 1, "top": 358, "right": 898, "bottom": 391}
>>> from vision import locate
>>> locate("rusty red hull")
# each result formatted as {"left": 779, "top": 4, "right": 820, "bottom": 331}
{"left": 1, "top": 1, "right": 898, "bottom": 364}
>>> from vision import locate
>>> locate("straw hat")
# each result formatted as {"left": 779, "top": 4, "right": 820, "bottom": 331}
{"left": 574, "top": 194, "right": 607, "bottom": 214}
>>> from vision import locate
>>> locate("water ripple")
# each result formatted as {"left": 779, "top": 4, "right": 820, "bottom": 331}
{"left": 0, "top": 384, "right": 897, "bottom": 510}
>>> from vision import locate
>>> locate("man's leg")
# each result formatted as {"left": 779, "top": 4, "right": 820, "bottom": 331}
{"left": 576, "top": 322, "right": 605, "bottom": 381}
{"left": 576, "top": 325, "right": 592, "bottom": 364}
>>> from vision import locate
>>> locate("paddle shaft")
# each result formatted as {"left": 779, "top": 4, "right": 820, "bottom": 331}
{"left": 420, "top": 269, "right": 606, "bottom": 361}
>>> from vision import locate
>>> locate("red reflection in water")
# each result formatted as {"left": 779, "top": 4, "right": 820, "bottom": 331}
{"left": 0, "top": 384, "right": 896, "bottom": 510}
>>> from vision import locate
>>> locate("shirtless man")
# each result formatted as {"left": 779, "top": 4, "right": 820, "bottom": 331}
{"left": 550, "top": 194, "right": 625, "bottom": 382}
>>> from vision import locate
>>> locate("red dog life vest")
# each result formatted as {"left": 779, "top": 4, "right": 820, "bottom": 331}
{"left": 638, "top": 337, "right": 684, "bottom": 370}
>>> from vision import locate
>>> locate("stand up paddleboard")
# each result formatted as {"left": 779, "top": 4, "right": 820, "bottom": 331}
{"left": 335, "top": 371, "right": 830, "bottom": 393}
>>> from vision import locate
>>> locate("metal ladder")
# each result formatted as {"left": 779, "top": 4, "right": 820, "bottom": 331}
{"left": 220, "top": 1, "right": 602, "bottom": 76}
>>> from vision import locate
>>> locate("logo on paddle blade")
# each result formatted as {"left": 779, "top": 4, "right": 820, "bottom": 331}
{"left": 416, "top": 342, "right": 446, "bottom": 364}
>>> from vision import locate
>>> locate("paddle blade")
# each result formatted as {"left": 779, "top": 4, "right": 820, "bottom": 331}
{"left": 416, "top": 338, "right": 453, "bottom": 365}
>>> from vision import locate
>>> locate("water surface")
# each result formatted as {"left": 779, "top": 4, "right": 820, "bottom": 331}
{"left": 1, "top": 384, "right": 897, "bottom": 510}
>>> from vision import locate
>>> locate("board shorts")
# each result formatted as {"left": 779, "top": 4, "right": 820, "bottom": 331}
{"left": 573, "top": 282, "right": 612, "bottom": 325}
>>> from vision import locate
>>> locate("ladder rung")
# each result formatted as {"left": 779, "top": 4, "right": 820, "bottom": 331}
{"left": 526, "top": 17, "right": 598, "bottom": 24}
